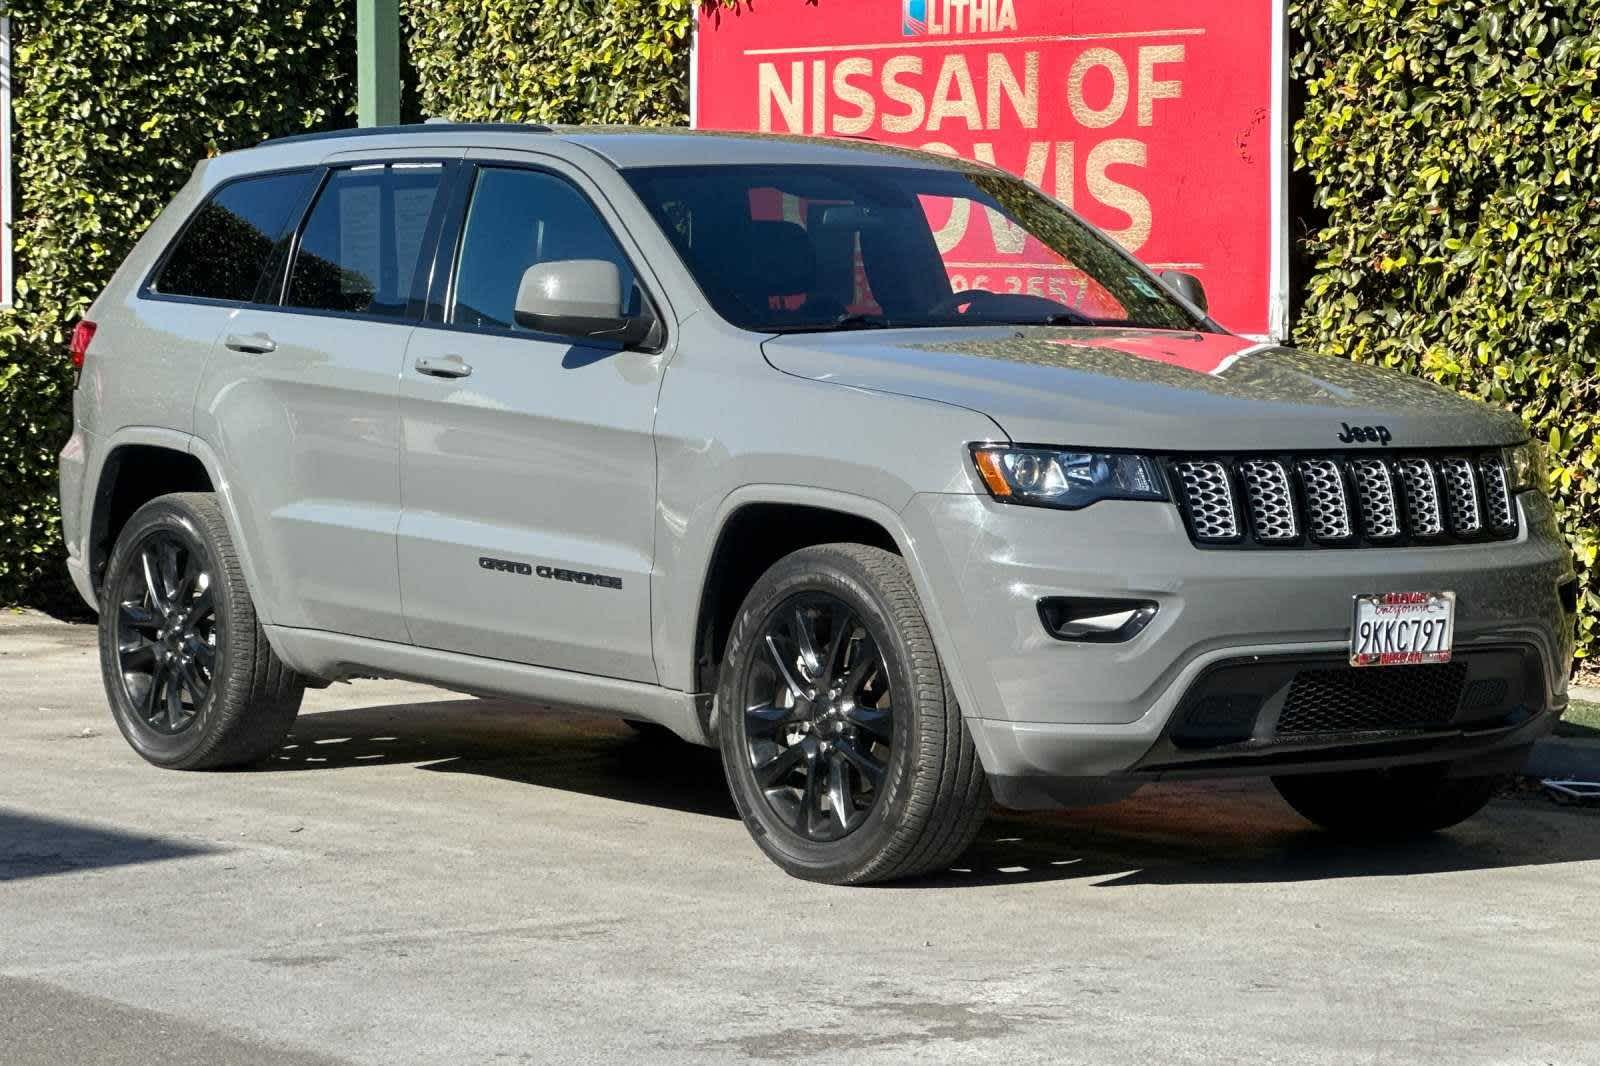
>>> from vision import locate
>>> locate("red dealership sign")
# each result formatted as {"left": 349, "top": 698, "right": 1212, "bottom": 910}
{"left": 692, "top": 0, "right": 1287, "bottom": 338}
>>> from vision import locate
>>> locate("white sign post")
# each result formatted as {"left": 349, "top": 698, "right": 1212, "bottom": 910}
{"left": 1, "top": 16, "right": 13, "bottom": 310}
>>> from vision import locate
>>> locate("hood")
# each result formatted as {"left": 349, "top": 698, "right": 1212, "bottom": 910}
{"left": 761, "top": 327, "right": 1524, "bottom": 451}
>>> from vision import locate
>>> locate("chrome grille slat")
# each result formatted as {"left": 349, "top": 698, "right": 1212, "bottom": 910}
{"left": 1478, "top": 456, "right": 1516, "bottom": 532}
{"left": 1238, "top": 460, "right": 1298, "bottom": 541}
{"left": 1437, "top": 457, "right": 1482, "bottom": 535}
{"left": 1350, "top": 458, "right": 1401, "bottom": 540}
{"left": 1173, "top": 460, "right": 1239, "bottom": 542}
{"left": 1297, "top": 459, "right": 1354, "bottom": 541}
{"left": 1396, "top": 458, "right": 1445, "bottom": 537}
{"left": 1170, "top": 452, "right": 1516, "bottom": 548}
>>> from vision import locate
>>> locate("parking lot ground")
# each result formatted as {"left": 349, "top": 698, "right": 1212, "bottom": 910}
{"left": 4, "top": 609, "right": 1600, "bottom": 1065}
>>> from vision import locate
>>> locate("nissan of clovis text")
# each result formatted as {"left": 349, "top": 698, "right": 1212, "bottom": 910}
{"left": 59, "top": 124, "right": 1575, "bottom": 883}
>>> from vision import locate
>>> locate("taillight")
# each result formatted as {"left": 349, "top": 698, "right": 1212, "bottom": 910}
{"left": 70, "top": 320, "right": 97, "bottom": 370}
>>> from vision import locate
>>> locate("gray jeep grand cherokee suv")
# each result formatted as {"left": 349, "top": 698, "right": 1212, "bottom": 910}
{"left": 59, "top": 124, "right": 1576, "bottom": 884}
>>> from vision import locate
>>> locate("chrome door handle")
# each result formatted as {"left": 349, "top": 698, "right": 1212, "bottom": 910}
{"left": 414, "top": 354, "right": 473, "bottom": 379}
{"left": 224, "top": 332, "right": 277, "bottom": 355}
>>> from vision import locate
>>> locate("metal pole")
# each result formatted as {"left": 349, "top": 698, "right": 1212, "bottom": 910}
{"left": 357, "top": 0, "right": 401, "bottom": 128}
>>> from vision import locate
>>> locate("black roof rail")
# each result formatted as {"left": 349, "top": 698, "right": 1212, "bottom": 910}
{"left": 256, "top": 122, "right": 555, "bottom": 149}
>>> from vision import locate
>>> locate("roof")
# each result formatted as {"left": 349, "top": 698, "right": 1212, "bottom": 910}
{"left": 244, "top": 122, "right": 982, "bottom": 173}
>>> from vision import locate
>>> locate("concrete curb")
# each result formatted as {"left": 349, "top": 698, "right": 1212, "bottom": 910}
{"left": 1525, "top": 736, "right": 1600, "bottom": 781}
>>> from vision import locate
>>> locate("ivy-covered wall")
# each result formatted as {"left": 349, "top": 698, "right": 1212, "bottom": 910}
{"left": 0, "top": 0, "right": 1594, "bottom": 664}
{"left": 1289, "top": 0, "right": 1599, "bottom": 659}
{"left": 0, "top": 0, "right": 353, "bottom": 604}
{"left": 404, "top": 0, "right": 718, "bottom": 126}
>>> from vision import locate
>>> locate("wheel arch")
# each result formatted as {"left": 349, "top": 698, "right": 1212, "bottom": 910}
{"left": 87, "top": 431, "right": 213, "bottom": 598}
{"left": 678, "top": 486, "right": 981, "bottom": 732}
{"left": 87, "top": 430, "right": 276, "bottom": 636}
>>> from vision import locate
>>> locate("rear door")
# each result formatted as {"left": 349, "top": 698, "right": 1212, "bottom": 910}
{"left": 396, "top": 153, "right": 667, "bottom": 682}
{"left": 108, "top": 169, "right": 322, "bottom": 440}
{"left": 193, "top": 152, "right": 459, "bottom": 641}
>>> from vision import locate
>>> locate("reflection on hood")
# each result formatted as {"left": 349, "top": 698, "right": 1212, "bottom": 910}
{"left": 916, "top": 328, "right": 1477, "bottom": 413}
{"left": 762, "top": 326, "right": 1526, "bottom": 451}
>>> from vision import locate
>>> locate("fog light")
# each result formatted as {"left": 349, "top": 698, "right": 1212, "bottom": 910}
{"left": 1038, "top": 597, "right": 1158, "bottom": 643}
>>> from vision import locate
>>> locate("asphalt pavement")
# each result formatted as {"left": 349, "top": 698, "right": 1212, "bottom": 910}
{"left": 3, "top": 609, "right": 1599, "bottom": 1065}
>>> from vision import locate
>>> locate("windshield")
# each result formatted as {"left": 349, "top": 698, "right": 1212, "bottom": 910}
{"left": 623, "top": 163, "right": 1207, "bottom": 335}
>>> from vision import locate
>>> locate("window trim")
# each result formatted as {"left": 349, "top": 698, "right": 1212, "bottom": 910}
{"left": 420, "top": 160, "right": 668, "bottom": 354}
{"left": 273, "top": 159, "right": 460, "bottom": 327}
{"left": 138, "top": 165, "right": 323, "bottom": 309}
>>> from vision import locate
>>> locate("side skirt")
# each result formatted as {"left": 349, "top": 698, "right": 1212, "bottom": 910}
{"left": 264, "top": 625, "right": 713, "bottom": 746}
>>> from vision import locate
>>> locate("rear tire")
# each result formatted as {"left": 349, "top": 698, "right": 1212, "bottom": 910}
{"left": 1273, "top": 763, "right": 1499, "bottom": 837}
{"left": 717, "top": 543, "right": 990, "bottom": 884}
{"left": 98, "top": 492, "right": 303, "bottom": 769}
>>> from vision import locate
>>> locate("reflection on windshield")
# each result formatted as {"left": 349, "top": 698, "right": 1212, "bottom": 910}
{"left": 623, "top": 163, "right": 1207, "bottom": 335}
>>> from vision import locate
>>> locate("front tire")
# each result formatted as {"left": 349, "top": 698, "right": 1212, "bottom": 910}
{"left": 1273, "top": 763, "right": 1499, "bottom": 837}
{"left": 98, "top": 492, "right": 303, "bottom": 769}
{"left": 717, "top": 544, "right": 990, "bottom": 884}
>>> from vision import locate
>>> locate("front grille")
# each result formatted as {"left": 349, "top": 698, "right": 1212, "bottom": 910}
{"left": 1170, "top": 451, "right": 1517, "bottom": 549}
{"left": 1277, "top": 661, "right": 1469, "bottom": 735}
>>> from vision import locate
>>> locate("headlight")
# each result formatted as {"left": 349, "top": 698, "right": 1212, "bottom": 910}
{"left": 970, "top": 444, "right": 1169, "bottom": 509}
{"left": 1504, "top": 440, "right": 1548, "bottom": 492}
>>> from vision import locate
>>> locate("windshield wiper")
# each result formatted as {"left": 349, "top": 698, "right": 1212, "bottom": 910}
{"left": 770, "top": 312, "right": 894, "bottom": 334}
{"left": 1032, "top": 311, "right": 1095, "bottom": 327}
{"left": 825, "top": 312, "right": 894, "bottom": 331}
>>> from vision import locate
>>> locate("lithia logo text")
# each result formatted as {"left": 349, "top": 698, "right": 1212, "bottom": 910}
{"left": 903, "top": 0, "right": 1019, "bottom": 37}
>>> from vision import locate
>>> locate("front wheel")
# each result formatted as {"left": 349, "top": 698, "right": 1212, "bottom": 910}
{"left": 1273, "top": 764, "right": 1499, "bottom": 837}
{"left": 717, "top": 544, "right": 990, "bottom": 884}
{"left": 98, "top": 492, "right": 303, "bottom": 770}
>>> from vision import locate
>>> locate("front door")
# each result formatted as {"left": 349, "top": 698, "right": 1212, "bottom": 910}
{"left": 397, "top": 156, "right": 666, "bottom": 682}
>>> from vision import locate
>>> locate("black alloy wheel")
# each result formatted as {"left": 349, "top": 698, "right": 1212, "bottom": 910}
{"left": 110, "top": 527, "right": 219, "bottom": 736}
{"left": 717, "top": 543, "right": 991, "bottom": 884}
{"left": 98, "top": 492, "right": 303, "bottom": 770}
{"left": 741, "top": 593, "right": 895, "bottom": 843}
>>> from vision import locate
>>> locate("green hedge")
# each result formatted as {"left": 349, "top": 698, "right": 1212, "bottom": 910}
{"left": 1290, "top": 0, "right": 1599, "bottom": 658}
{"left": 0, "top": 0, "right": 353, "bottom": 605}
{"left": 404, "top": 0, "right": 720, "bottom": 126}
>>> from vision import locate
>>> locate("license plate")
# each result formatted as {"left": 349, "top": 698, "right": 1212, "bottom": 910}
{"left": 1350, "top": 592, "right": 1455, "bottom": 667}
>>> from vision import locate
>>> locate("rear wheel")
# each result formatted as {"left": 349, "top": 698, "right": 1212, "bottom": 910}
{"left": 99, "top": 493, "right": 303, "bottom": 769}
{"left": 1273, "top": 763, "right": 1499, "bottom": 837}
{"left": 717, "top": 544, "right": 990, "bottom": 884}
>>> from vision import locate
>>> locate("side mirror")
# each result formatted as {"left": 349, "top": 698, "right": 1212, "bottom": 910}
{"left": 1158, "top": 270, "right": 1208, "bottom": 314}
{"left": 514, "top": 260, "right": 658, "bottom": 348}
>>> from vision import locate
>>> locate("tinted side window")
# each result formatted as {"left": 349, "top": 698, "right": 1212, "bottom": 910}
{"left": 286, "top": 163, "right": 445, "bottom": 319}
{"left": 451, "top": 167, "right": 639, "bottom": 333}
{"left": 153, "top": 170, "right": 318, "bottom": 302}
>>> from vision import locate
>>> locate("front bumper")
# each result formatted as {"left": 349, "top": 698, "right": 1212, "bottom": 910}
{"left": 902, "top": 489, "right": 1575, "bottom": 799}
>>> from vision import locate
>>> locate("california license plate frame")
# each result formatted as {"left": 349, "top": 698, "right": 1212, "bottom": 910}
{"left": 1350, "top": 591, "right": 1456, "bottom": 667}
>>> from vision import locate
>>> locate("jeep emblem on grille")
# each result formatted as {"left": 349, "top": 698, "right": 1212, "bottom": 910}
{"left": 1338, "top": 422, "right": 1392, "bottom": 446}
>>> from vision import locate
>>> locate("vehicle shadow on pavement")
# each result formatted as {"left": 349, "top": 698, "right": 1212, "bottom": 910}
{"left": 917, "top": 788, "right": 1600, "bottom": 889}
{"left": 0, "top": 809, "right": 216, "bottom": 882}
{"left": 268, "top": 699, "right": 1600, "bottom": 889}
{"left": 264, "top": 698, "right": 738, "bottom": 819}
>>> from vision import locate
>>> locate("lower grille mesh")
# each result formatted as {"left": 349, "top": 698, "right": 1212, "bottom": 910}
{"left": 1276, "top": 662, "right": 1468, "bottom": 735}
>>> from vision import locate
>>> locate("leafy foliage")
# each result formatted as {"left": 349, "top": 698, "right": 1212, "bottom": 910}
{"left": 1290, "top": 0, "right": 1598, "bottom": 657}
{"left": 0, "top": 0, "right": 352, "bottom": 604}
{"left": 404, "top": 0, "right": 735, "bottom": 126}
